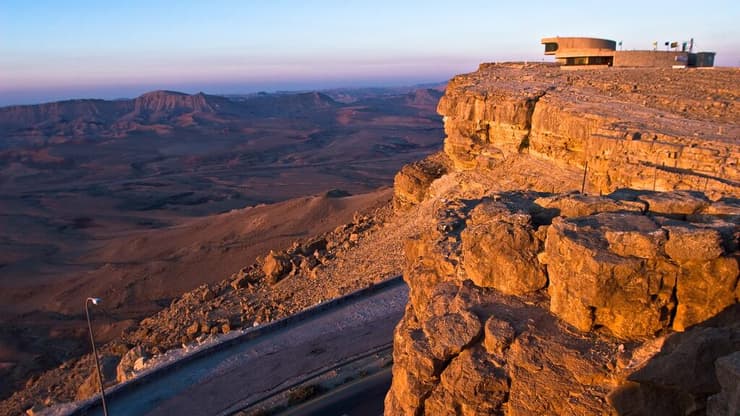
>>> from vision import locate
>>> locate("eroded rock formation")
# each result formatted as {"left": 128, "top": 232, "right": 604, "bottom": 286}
{"left": 394, "top": 152, "right": 451, "bottom": 211}
{"left": 437, "top": 63, "right": 739, "bottom": 200}
{"left": 385, "top": 64, "right": 739, "bottom": 415}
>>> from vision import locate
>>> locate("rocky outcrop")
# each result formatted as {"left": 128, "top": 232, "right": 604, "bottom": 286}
{"left": 543, "top": 205, "right": 738, "bottom": 338}
{"left": 386, "top": 63, "right": 739, "bottom": 415}
{"left": 130, "top": 90, "right": 225, "bottom": 117}
{"left": 461, "top": 200, "right": 546, "bottom": 294}
{"left": 262, "top": 250, "right": 293, "bottom": 284}
{"left": 385, "top": 189, "right": 739, "bottom": 415}
{"left": 437, "top": 63, "right": 740, "bottom": 200}
{"left": 116, "top": 346, "right": 150, "bottom": 383}
{"left": 393, "top": 152, "right": 450, "bottom": 210}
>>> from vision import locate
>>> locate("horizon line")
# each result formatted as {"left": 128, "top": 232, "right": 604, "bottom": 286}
{"left": 0, "top": 78, "right": 453, "bottom": 108}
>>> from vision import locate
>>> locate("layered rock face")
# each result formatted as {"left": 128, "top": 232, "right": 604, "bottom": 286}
{"left": 437, "top": 63, "right": 739, "bottom": 200}
{"left": 393, "top": 152, "right": 451, "bottom": 210}
{"left": 385, "top": 64, "right": 739, "bottom": 415}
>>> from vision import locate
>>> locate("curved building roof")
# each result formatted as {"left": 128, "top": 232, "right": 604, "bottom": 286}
{"left": 541, "top": 37, "right": 617, "bottom": 58}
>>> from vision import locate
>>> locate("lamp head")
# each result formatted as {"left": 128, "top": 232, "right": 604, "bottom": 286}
{"left": 88, "top": 297, "right": 102, "bottom": 305}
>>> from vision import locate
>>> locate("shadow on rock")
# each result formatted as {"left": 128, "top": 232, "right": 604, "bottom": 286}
{"left": 609, "top": 303, "right": 740, "bottom": 416}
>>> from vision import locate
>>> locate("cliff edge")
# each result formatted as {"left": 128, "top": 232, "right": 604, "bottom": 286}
{"left": 6, "top": 64, "right": 738, "bottom": 415}
{"left": 386, "top": 63, "right": 739, "bottom": 415}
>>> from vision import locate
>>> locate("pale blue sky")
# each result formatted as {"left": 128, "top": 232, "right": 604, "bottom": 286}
{"left": 1, "top": 0, "right": 738, "bottom": 105}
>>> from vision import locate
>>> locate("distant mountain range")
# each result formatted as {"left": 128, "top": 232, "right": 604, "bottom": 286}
{"left": 0, "top": 90, "right": 347, "bottom": 138}
{"left": 0, "top": 87, "right": 444, "bottom": 139}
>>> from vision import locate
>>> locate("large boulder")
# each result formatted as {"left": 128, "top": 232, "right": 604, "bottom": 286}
{"left": 262, "top": 250, "right": 292, "bottom": 284}
{"left": 393, "top": 152, "right": 450, "bottom": 211}
{"left": 116, "top": 346, "right": 150, "bottom": 383}
{"left": 691, "top": 198, "right": 740, "bottom": 223}
{"left": 403, "top": 232, "right": 458, "bottom": 312}
{"left": 638, "top": 190, "right": 710, "bottom": 217}
{"left": 543, "top": 210, "right": 738, "bottom": 339}
{"left": 422, "top": 308, "right": 482, "bottom": 361}
{"left": 461, "top": 201, "right": 547, "bottom": 294}
{"left": 543, "top": 213, "right": 677, "bottom": 338}
{"left": 673, "top": 256, "right": 738, "bottom": 331}
{"left": 424, "top": 347, "right": 509, "bottom": 416}
{"left": 664, "top": 224, "right": 724, "bottom": 263}
{"left": 506, "top": 328, "right": 613, "bottom": 416}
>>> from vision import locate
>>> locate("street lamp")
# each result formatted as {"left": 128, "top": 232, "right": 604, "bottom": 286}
{"left": 85, "top": 297, "right": 109, "bottom": 416}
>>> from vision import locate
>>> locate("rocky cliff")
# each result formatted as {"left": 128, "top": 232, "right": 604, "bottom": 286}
{"left": 386, "top": 63, "right": 739, "bottom": 415}
{"left": 436, "top": 63, "right": 738, "bottom": 199}
{"left": 4, "top": 64, "right": 737, "bottom": 416}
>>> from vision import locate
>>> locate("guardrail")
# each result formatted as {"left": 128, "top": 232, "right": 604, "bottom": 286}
{"left": 64, "top": 275, "right": 405, "bottom": 416}
{"left": 219, "top": 342, "right": 394, "bottom": 415}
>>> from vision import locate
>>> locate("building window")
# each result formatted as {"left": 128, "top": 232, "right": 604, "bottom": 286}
{"left": 565, "top": 56, "right": 613, "bottom": 66}
{"left": 589, "top": 56, "right": 613, "bottom": 65}
{"left": 544, "top": 43, "right": 558, "bottom": 52}
{"left": 568, "top": 57, "right": 588, "bottom": 65}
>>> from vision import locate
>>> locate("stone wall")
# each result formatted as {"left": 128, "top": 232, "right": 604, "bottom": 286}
{"left": 613, "top": 50, "right": 689, "bottom": 68}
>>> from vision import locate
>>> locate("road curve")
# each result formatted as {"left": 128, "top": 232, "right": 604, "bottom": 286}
{"left": 69, "top": 278, "right": 407, "bottom": 416}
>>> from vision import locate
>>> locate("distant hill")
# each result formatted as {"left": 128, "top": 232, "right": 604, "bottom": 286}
{"left": 236, "top": 91, "right": 340, "bottom": 117}
{"left": 402, "top": 88, "right": 445, "bottom": 107}
{"left": 321, "top": 82, "right": 447, "bottom": 104}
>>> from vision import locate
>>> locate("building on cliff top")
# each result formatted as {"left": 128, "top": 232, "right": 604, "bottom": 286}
{"left": 541, "top": 36, "right": 715, "bottom": 69}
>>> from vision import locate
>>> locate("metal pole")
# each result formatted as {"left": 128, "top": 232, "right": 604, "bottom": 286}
{"left": 653, "top": 164, "right": 658, "bottom": 191}
{"left": 86, "top": 298, "right": 109, "bottom": 416}
{"left": 581, "top": 161, "right": 588, "bottom": 194}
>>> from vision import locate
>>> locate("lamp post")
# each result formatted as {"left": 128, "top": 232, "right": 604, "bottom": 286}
{"left": 85, "top": 297, "right": 109, "bottom": 416}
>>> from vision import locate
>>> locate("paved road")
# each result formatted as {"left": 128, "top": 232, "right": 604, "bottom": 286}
{"left": 74, "top": 280, "right": 407, "bottom": 416}
{"left": 277, "top": 368, "right": 392, "bottom": 416}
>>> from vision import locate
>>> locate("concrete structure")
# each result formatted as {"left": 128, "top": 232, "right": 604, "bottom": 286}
{"left": 690, "top": 52, "right": 716, "bottom": 67}
{"left": 541, "top": 36, "right": 715, "bottom": 68}
{"left": 613, "top": 50, "right": 691, "bottom": 68}
{"left": 541, "top": 37, "right": 616, "bottom": 67}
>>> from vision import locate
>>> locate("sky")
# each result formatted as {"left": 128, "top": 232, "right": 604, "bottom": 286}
{"left": 1, "top": 0, "right": 738, "bottom": 105}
